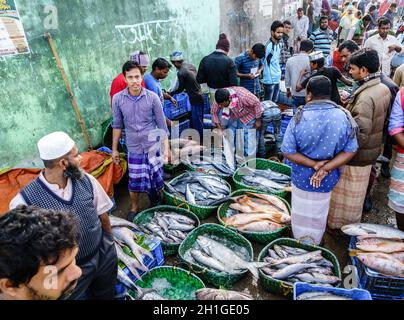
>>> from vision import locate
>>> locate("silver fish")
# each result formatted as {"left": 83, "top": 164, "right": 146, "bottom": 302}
{"left": 109, "top": 215, "right": 141, "bottom": 230}
{"left": 117, "top": 267, "right": 139, "bottom": 291}
{"left": 145, "top": 223, "right": 172, "bottom": 243}
{"left": 297, "top": 292, "right": 352, "bottom": 300}
{"left": 115, "top": 243, "right": 147, "bottom": 278}
{"left": 341, "top": 223, "right": 404, "bottom": 240}
{"left": 196, "top": 236, "right": 269, "bottom": 278}
{"left": 270, "top": 250, "right": 323, "bottom": 266}
{"left": 222, "top": 134, "right": 236, "bottom": 171}
{"left": 155, "top": 216, "right": 170, "bottom": 233}
{"left": 294, "top": 272, "right": 341, "bottom": 284}
{"left": 156, "top": 212, "right": 195, "bottom": 225}
{"left": 112, "top": 227, "right": 154, "bottom": 265}
{"left": 168, "top": 220, "right": 195, "bottom": 232}
{"left": 190, "top": 250, "right": 228, "bottom": 273}
{"left": 274, "top": 245, "right": 289, "bottom": 258}
{"left": 196, "top": 288, "right": 253, "bottom": 301}
{"left": 271, "top": 263, "right": 319, "bottom": 280}
{"left": 186, "top": 184, "right": 196, "bottom": 204}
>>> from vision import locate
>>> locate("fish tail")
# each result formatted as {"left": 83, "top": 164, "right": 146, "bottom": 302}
{"left": 349, "top": 249, "right": 366, "bottom": 257}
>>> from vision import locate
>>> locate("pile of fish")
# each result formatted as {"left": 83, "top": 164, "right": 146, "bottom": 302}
{"left": 110, "top": 216, "right": 154, "bottom": 280}
{"left": 187, "top": 235, "right": 267, "bottom": 278}
{"left": 261, "top": 245, "right": 341, "bottom": 286}
{"left": 239, "top": 166, "right": 291, "bottom": 193}
{"left": 297, "top": 291, "right": 353, "bottom": 301}
{"left": 170, "top": 138, "right": 206, "bottom": 165}
{"left": 223, "top": 192, "right": 291, "bottom": 232}
{"left": 196, "top": 288, "right": 253, "bottom": 300}
{"left": 343, "top": 223, "right": 404, "bottom": 278}
{"left": 165, "top": 172, "right": 231, "bottom": 206}
{"left": 141, "top": 211, "right": 197, "bottom": 244}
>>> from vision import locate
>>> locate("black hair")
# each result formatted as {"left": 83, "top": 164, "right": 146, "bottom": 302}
{"left": 319, "top": 16, "right": 329, "bottom": 23}
{"left": 362, "top": 14, "right": 372, "bottom": 22}
{"left": 215, "top": 89, "right": 231, "bottom": 104}
{"left": 271, "top": 20, "right": 284, "bottom": 33}
{"left": 369, "top": 5, "right": 376, "bottom": 12}
{"left": 251, "top": 43, "right": 266, "bottom": 59}
{"left": 378, "top": 17, "right": 391, "bottom": 28}
{"left": 297, "top": 7, "right": 304, "bottom": 12}
{"left": 311, "top": 57, "right": 325, "bottom": 68}
{"left": 349, "top": 48, "right": 380, "bottom": 73}
{"left": 283, "top": 20, "right": 292, "bottom": 26}
{"left": 152, "top": 58, "right": 172, "bottom": 71}
{"left": 300, "top": 39, "right": 314, "bottom": 53}
{"left": 122, "top": 60, "right": 142, "bottom": 77}
{"left": 338, "top": 40, "right": 359, "bottom": 54}
{"left": 0, "top": 206, "right": 80, "bottom": 289}
{"left": 390, "top": 3, "right": 397, "bottom": 9}
{"left": 306, "top": 75, "right": 332, "bottom": 98}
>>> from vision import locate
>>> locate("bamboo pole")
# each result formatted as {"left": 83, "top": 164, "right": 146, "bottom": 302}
{"left": 45, "top": 32, "right": 93, "bottom": 150}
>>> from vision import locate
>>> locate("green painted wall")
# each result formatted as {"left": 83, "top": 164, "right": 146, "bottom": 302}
{"left": 0, "top": 0, "right": 220, "bottom": 168}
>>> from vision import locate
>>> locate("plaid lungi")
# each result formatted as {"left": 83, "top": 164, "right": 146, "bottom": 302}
{"left": 128, "top": 152, "right": 164, "bottom": 194}
{"left": 327, "top": 165, "right": 372, "bottom": 230}
{"left": 291, "top": 184, "right": 332, "bottom": 245}
{"left": 389, "top": 152, "right": 404, "bottom": 214}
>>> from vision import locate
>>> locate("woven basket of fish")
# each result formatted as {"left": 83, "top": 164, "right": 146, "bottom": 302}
{"left": 123, "top": 266, "right": 205, "bottom": 300}
{"left": 162, "top": 171, "right": 232, "bottom": 220}
{"left": 182, "top": 147, "right": 237, "bottom": 180}
{"left": 232, "top": 158, "right": 291, "bottom": 199}
{"left": 178, "top": 224, "right": 261, "bottom": 289}
{"left": 258, "top": 238, "right": 342, "bottom": 299}
{"left": 217, "top": 190, "right": 291, "bottom": 244}
{"left": 133, "top": 206, "right": 200, "bottom": 256}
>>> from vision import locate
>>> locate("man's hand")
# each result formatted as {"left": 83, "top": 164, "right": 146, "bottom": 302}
{"left": 170, "top": 97, "right": 178, "bottom": 107}
{"left": 300, "top": 68, "right": 309, "bottom": 76}
{"left": 286, "top": 89, "right": 292, "bottom": 98}
{"left": 313, "top": 160, "right": 329, "bottom": 171}
{"left": 164, "top": 151, "right": 172, "bottom": 165}
{"left": 254, "top": 118, "right": 262, "bottom": 130}
{"left": 310, "top": 169, "right": 329, "bottom": 189}
{"left": 112, "top": 150, "right": 120, "bottom": 165}
{"left": 248, "top": 73, "right": 256, "bottom": 80}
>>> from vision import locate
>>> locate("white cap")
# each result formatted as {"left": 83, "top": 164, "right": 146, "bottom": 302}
{"left": 37, "top": 132, "right": 75, "bottom": 160}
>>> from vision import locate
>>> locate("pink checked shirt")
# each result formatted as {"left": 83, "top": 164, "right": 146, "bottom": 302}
{"left": 211, "top": 87, "right": 263, "bottom": 126}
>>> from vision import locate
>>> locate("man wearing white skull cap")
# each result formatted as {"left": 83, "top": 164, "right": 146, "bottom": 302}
{"left": 9, "top": 131, "right": 118, "bottom": 300}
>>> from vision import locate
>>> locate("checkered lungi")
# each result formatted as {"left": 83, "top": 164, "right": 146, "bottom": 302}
{"left": 127, "top": 152, "right": 164, "bottom": 194}
{"left": 389, "top": 153, "right": 404, "bottom": 214}
{"left": 327, "top": 165, "right": 372, "bottom": 230}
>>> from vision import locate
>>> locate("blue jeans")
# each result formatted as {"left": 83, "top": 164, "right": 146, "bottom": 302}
{"left": 264, "top": 83, "right": 280, "bottom": 103}
{"left": 292, "top": 96, "right": 306, "bottom": 114}
{"left": 258, "top": 103, "right": 282, "bottom": 157}
{"left": 228, "top": 117, "right": 257, "bottom": 158}
{"left": 191, "top": 103, "right": 204, "bottom": 140}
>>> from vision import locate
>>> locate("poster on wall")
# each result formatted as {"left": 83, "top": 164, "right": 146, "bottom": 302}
{"left": 0, "top": 0, "right": 29, "bottom": 57}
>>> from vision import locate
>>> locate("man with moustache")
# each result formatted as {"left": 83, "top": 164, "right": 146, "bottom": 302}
{"left": 9, "top": 131, "right": 117, "bottom": 300}
{"left": 0, "top": 206, "right": 82, "bottom": 300}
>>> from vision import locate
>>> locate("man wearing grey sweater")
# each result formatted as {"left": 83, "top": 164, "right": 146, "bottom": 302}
{"left": 285, "top": 39, "right": 314, "bottom": 114}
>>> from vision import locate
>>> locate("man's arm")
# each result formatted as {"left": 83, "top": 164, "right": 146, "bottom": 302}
{"left": 285, "top": 61, "right": 292, "bottom": 97}
{"left": 296, "top": 70, "right": 310, "bottom": 92}
{"left": 170, "top": 72, "right": 186, "bottom": 96}
{"left": 112, "top": 129, "right": 122, "bottom": 165}
{"left": 111, "top": 95, "right": 124, "bottom": 165}
{"left": 229, "top": 61, "right": 239, "bottom": 86}
{"left": 284, "top": 152, "right": 318, "bottom": 168}
{"left": 196, "top": 58, "right": 207, "bottom": 84}
{"left": 211, "top": 102, "right": 222, "bottom": 129}
{"left": 99, "top": 213, "right": 113, "bottom": 234}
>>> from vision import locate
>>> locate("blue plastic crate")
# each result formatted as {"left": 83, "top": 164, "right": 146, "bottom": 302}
{"left": 171, "top": 119, "right": 191, "bottom": 139}
{"left": 164, "top": 93, "right": 191, "bottom": 120}
{"left": 349, "top": 237, "right": 404, "bottom": 300}
{"left": 203, "top": 93, "right": 211, "bottom": 114}
{"left": 203, "top": 114, "right": 214, "bottom": 129}
{"left": 294, "top": 282, "right": 372, "bottom": 300}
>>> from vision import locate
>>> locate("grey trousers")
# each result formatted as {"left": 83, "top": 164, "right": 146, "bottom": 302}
{"left": 68, "top": 232, "right": 118, "bottom": 300}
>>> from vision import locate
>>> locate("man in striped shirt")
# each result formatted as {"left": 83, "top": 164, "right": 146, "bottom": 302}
{"left": 310, "top": 16, "right": 334, "bottom": 57}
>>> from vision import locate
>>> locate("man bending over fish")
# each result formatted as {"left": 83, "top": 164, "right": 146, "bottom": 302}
{"left": 211, "top": 86, "right": 263, "bottom": 158}
{"left": 281, "top": 75, "right": 358, "bottom": 245}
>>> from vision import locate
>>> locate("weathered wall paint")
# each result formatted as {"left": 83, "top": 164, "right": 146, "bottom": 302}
{"left": 0, "top": 0, "right": 220, "bottom": 168}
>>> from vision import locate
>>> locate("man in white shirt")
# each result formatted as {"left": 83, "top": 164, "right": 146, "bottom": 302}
{"left": 364, "top": 18, "right": 403, "bottom": 77}
{"left": 291, "top": 8, "right": 310, "bottom": 53}
{"left": 9, "top": 132, "right": 117, "bottom": 300}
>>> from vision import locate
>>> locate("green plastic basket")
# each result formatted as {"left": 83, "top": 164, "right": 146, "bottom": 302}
{"left": 133, "top": 205, "right": 200, "bottom": 256}
{"left": 131, "top": 266, "right": 205, "bottom": 300}
{"left": 183, "top": 162, "right": 233, "bottom": 181}
{"left": 233, "top": 158, "right": 291, "bottom": 199}
{"left": 217, "top": 190, "right": 291, "bottom": 245}
{"left": 162, "top": 172, "right": 232, "bottom": 220}
{"left": 178, "top": 224, "right": 254, "bottom": 289}
{"left": 164, "top": 162, "right": 186, "bottom": 174}
{"left": 258, "top": 238, "right": 342, "bottom": 299}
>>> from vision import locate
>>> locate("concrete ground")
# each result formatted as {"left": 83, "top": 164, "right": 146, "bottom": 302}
{"left": 112, "top": 163, "right": 395, "bottom": 300}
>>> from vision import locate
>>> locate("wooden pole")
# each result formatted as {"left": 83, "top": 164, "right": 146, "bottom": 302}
{"left": 45, "top": 32, "right": 93, "bottom": 150}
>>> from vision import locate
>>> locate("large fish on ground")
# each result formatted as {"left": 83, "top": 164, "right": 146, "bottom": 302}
{"left": 352, "top": 252, "right": 404, "bottom": 277}
{"left": 196, "top": 288, "right": 253, "bottom": 300}
{"left": 341, "top": 223, "right": 404, "bottom": 240}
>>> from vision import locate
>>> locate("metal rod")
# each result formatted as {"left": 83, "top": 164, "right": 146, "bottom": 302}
{"left": 45, "top": 32, "right": 93, "bottom": 150}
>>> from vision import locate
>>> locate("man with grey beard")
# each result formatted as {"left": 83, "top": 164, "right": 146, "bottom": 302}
{"left": 9, "top": 131, "right": 117, "bottom": 300}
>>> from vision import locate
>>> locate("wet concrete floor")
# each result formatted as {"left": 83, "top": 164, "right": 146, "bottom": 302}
{"left": 112, "top": 164, "right": 395, "bottom": 300}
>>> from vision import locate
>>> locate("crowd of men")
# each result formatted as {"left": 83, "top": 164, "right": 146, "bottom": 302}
{"left": 1, "top": 0, "right": 403, "bottom": 300}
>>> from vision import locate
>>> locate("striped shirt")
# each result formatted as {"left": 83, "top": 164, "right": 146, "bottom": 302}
{"left": 211, "top": 86, "right": 263, "bottom": 126}
{"left": 310, "top": 28, "right": 333, "bottom": 57}
{"left": 234, "top": 51, "right": 262, "bottom": 95}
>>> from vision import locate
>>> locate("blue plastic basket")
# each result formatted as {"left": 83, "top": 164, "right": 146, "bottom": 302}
{"left": 203, "top": 93, "right": 211, "bottom": 114}
{"left": 349, "top": 237, "right": 404, "bottom": 300}
{"left": 171, "top": 119, "right": 191, "bottom": 139}
{"left": 294, "top": 282, "right": 372, "bottom": 300}
{"left": 203, "top": 114, "right": 214, "bottom": 129}
{"left": 164, "top": 93, "right": 191, "bottom": 120}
